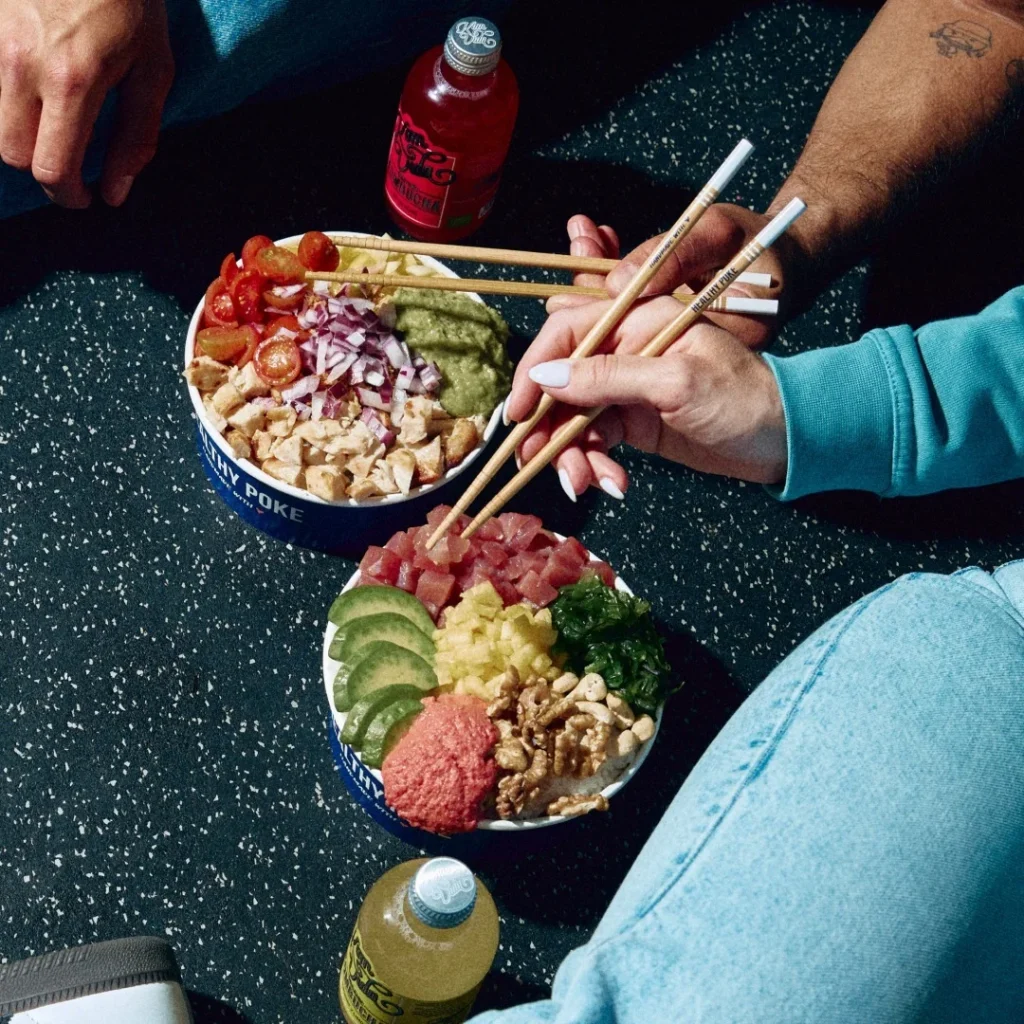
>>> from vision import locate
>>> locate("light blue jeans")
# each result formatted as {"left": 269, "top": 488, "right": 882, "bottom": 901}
{"left": 0, "top": 0, "right": 509, "bottom": 220}
{"left": 472, "top": 562, "right": 1024, "bottom": 1023}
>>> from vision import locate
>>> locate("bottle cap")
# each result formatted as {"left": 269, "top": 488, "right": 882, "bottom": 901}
{"left": 408, "top": 858, "right": 477, "bottom": 929}
{"left": 444, "top": 17, "right": 502, "bottom": 76}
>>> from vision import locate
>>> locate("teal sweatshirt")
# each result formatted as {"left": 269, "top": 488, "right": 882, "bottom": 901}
{"left": 763, "top": 285, "right": 1024, "bottom": 500}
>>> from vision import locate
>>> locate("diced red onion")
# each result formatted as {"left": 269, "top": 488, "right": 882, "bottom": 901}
{"left": 297, "top": 309, "right": 318, "bottom": 329}
{"left": 269, "top": 327, "right": 299, "bottom": 342}
{"left": 391, "top": 387, "right": 408, "bottom": 426}
{"left": 357, "top": 387, "right": 389, "bottom": 411}
{"left": 311, "top": 392, "right": 325, "bottom": 422}
{"left": 293, "top": 400, "right": 312, "bottom": 421}
{"left": 383, "top": 336, "right": 407, "bottom": 369}
{"left": 271, "top": 283, "right": 305, "bottom": 298}
{"left": 412, "top": 356, "right": 426, "bottom": 369}
{"left": 281, "top": 374, "right": 320, "bottom": 403}
{"left": 326, "top": 351, "right": 357, "bottom": 384}
{"left": 419, "top": 363, "right": 443, "bottom": 392}
{"left": 251, "top": 396, "right": 278, "bottom": 409}
{"left": 396, "top": 364, "right": 416, "bottom": 389}
{"left": 364, "top": 368, "right": 385, "bottom": 388}
{"left": 312, "top": 281, "right": 332, "bottom": 296}
{"left": 360, "top": 407, "right": 396, "bottom": 446}
{"left": 315, "top": 338, "right": 328, "bottom": 376}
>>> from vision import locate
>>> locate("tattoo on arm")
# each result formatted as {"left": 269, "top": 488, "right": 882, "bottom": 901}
{"left": 930, "top": 20, "right": 993, "bottom": 58}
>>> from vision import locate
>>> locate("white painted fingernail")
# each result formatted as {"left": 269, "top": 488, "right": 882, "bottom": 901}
{"left": 529, "top": 360, "right": 571, "bottom": 388}
{"left": 557, "top": 468, "right": 577, "bottom": 503}
{"left": 599, "top": 477, "right": 625, "bottom": 500}
{"left": 502, "top": 397, "right": 511, "bottom": 426}
{"left": 515, "top": 450, "right": 522, "bottom": 470}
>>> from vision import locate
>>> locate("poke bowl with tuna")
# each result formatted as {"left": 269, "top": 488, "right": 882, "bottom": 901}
{"left": 323, "top": 505, "right": 677, "bottom": 844}
{"left": 182, "top": 231, "right": 512, "bottom": 556}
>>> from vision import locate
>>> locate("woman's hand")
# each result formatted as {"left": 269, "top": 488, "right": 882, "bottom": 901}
{"left": 506, "top": 295, "right": 788, "bottom": 501}
{"left": 546, "top": 207, "right": 800, "bottom": 350}
{"left": 0, "top": 0, "right": 174, "bottom": 208}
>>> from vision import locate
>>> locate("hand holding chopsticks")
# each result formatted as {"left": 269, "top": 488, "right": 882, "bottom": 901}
{"left": 423, "top": 138, "right": 758, "bottom": 550}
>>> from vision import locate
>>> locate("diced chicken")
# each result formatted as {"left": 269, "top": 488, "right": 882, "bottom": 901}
{"left": 202, "top": 394, "right": 228, "bottom": 434}
{"left": 295, "top": 419, "right": 342, "bottom": 444}
{"left": 426, "top": 405, "right": 456, "bottom": 438}
{"left": 414, "top": 435, "right": 444, "bottom": 484}
{"left": 227, "top": 402, "right": 265, "bottom": 438}
{"left": 370, "top": 460, "right": 399, "bottom": 495}
{"left": 346, "top": 443, "right": 385, "bottom": 480}
{"left": 471, "top": 413, "right": 488, "bottom": 435}
{"left": 211, "top": 382, "right": 244, "bottom": 417}
{"left": 325, "top": 420, "right": 375, "bottom": 458}
{"left": 262, "top": 459, "right": 304, "bottom": 488}
{"left": 265, "top": 406, "right": 297, "bottom": 437}
{"left": 398, "top": 405, "right": 428, "bottom": 446}
{"left": 270, "top": 433, "right": 303, "bottom": 465}
{"left": 224, "top": 429, "right": 251, "bottom": 461}
{"left": 235, "top": 361, "right": 271, "bottom": 399}
{"left": 444, "top": 418, "right": 480, "bottom": 466}
{"left": 183, "top": 356, "right": 230, "bottom": 391}
{"left": 304, "top": 443, "right": 328, "bottom": 465}
{"left": 252, "top": 430, "right": 274, "bottom": 462}
{"left": 348, "top": 477, "right": 381, "bottom": 500}
{"left": 386, "top": 449, "right": 417, "bottom": 496}
{"left": 306, "top": 464, "right": 348, "bottom": 502}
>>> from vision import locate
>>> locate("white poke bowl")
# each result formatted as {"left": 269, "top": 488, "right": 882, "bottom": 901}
{"left": 322, "top": 547, "right": 664, "bottom": 849}
{"left": 183, "top": 231, "right": 504, "bottom": 558}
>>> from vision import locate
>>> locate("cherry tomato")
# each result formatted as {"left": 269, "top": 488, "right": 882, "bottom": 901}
{"left": 297, "top": 230, "right": 340, "bottom": 272}
{"left": 264, "top": 314, "right": 302, "bottom": 338}
{"left": 203, "top": 278, "right": 237, "bottom": 328}
{"left": 235, "top": 325, "right": 260, "bottom": 368}
{"left": 241, "top": 235, "right": 274, "bottom": 271}
{"left": 197, "top": 325, "right": 258, "bottom": 362}
{"left": 255, "top": 244, "right": 306, "bottom": 285}
{"left": 230, "top": 269, "right": 266, "bottom": 324}
{"left": 262, "top": 285, "right": 304, "bottom": 312}
{"left": 220, "top": 253, "right": 240, "bottom": 286}
{"left": 254, "top": 336, "right": 302, "bottom": 386}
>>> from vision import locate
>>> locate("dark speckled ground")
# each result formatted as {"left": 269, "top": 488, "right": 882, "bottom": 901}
{"left": 3, "top": 2, "right": 1024, "bottom": 1021}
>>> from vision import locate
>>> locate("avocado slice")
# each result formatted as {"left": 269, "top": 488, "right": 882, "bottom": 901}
{"left": 340, "top": 684, "right": 424, "bottom": 749}
{"left": 337, "top": 612, "right": 435, "bottom": 667}
{"left": 361, "top": 698, "right": 424, "bottom": 769}
{"left": 328, "top": 585, "right": 434, "bottom": 636}
{"left": 333, "top": 641, "right": 436, "bottom": 712}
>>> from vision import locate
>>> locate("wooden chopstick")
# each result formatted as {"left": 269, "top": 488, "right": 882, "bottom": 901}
{"left": 423, "top": 138, "right": 755, "bottom": 551}
{"left": 456, "top": 198, "right": 807, "bottom": 541}
{"left": 325, "top": 235, "right": 771, "bottom": 287}
{"left": 304, "top": 269, "right": 778, "bottom": 314}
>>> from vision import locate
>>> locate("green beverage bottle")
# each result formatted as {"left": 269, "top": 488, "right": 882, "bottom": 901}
{"left": 339, "top": 857, "right": 500, "bottom": 1024}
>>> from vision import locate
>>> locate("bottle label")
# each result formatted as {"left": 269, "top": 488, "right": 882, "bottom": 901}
{"left": 385, "top": 108, "right": 459, "bottom": 230}
{"left": 340, "top": 924, "right": 481, "bottom": 1024}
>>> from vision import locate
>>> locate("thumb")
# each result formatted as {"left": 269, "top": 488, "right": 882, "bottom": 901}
{"left": 100, "top": 48, "right": 174, "bottom": 206}
{"left": 606, "top": 207, "right": 745, "bottom": 298}
{"left": 527, "top": 353, "right": 679, "bottom": 411}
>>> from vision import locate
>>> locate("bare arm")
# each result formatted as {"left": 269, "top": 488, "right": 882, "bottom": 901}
{"left": 769, "top": 0, "right": 1024, "bottom": 299}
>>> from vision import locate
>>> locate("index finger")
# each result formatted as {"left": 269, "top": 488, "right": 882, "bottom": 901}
{"left": 33, "top": 87, "right": 105, "bottom": 208}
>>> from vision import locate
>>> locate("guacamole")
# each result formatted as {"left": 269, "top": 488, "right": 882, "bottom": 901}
{"left": 392, "top": 288, "right": 513, "bottom": 418}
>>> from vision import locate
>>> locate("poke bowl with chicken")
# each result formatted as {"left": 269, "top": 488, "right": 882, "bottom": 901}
{"left": 182, "top": 231, "right": 512, "bottom": 556}
{"left": 323, "top": 505, "right": 677, "bottom": 845}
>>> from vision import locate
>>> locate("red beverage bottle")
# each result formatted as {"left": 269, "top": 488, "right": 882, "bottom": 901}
{"left": 384, "top": 16, "right": 519, "bottom": 242}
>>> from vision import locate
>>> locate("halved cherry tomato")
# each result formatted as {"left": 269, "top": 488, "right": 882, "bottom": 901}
{"left": 230, "top": 269, "right": 266, "bottom": 324}
{"left": 235, "top": 325, "right": 260, "bottom": 368}
{"left": 297, "top": 230, "right": 340, "bottom": 272}
{"left": 197, "top": 325, "right": 258, "bottom": 362}
{"left": 263, "top": 314, "right": 302, "bottom": 339}
{"left": 262, "top": 285, "right": 304, "bottom": 312}
{"left": 220, "top": 253, "right": 240, "bottom": 286}
{"left": 241, "top": 235, "right": 274, "bottom": 270}
{"left": 253, "top": 336, "right": 302, "bottom": 386}
{"left": 203, "top": 278, "right": 237, "bottom": 328}
{"left": 256, "top": 244, "right": 306, "bottom": 285}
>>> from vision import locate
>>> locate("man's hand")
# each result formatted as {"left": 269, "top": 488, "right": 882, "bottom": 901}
{"left": 545, "top": 207, "right": 795, "bottom": 350}
{"left": 0, "top": 0, "right": 174, "bottom": 208}
{"left": 506, "top": 295, "right": 787, "bottom": 501}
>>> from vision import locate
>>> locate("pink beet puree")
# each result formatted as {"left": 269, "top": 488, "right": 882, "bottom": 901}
{"left": 382, "top": 694, "right": 498, "bottom": 834}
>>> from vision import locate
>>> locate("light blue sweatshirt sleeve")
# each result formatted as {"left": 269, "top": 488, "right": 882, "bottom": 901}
{"left": 762, "top": 285, "right": 1024, "bottom": 500}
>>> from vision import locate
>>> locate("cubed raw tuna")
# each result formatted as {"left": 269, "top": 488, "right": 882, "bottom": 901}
{"left": 426, "top": 505, "right": 470, "bottom": 536}
{"left": 384, "top": 530, "right": 417, "bottom": 561}
{"left": 515, "top": 569, "right": 559, "bottom": 608}
{"left": 359, "top": 546, "right": 402, "bottom": 585}
{"left": 502, "top": 513, "right": 544, "bottom": 552}
{"left": 541, "top": 553, "right": 582, "bottom": 589}
{"left": 395, "top": 560, "right": 421, "bottom": 594}
{"left": 506, "top": 551, "right": 546, "bottom": 582}
{"left": 590, "top": 561, "right": 616, "bottom": 587}
{"left": 476, "top": 518, "right": 505, "bottom": 542}
{"left": 557, "top": 536, "right": 589, "bottom": 566}
{"left": 416, "top": 570, "right": 458, "bottom": 618}
{"left": 480, "top": 541, "right": 509, "bottom": 568}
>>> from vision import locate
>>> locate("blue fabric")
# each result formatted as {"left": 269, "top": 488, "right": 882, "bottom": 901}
{"left": 470, "top": 561, "right": 1024, "bottom": 1023}
{"left": 764, "top": 285, "right": 1024, "bottom": 500}
{"left": 0, "top": 0, "right": 510, "bottom": 219}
